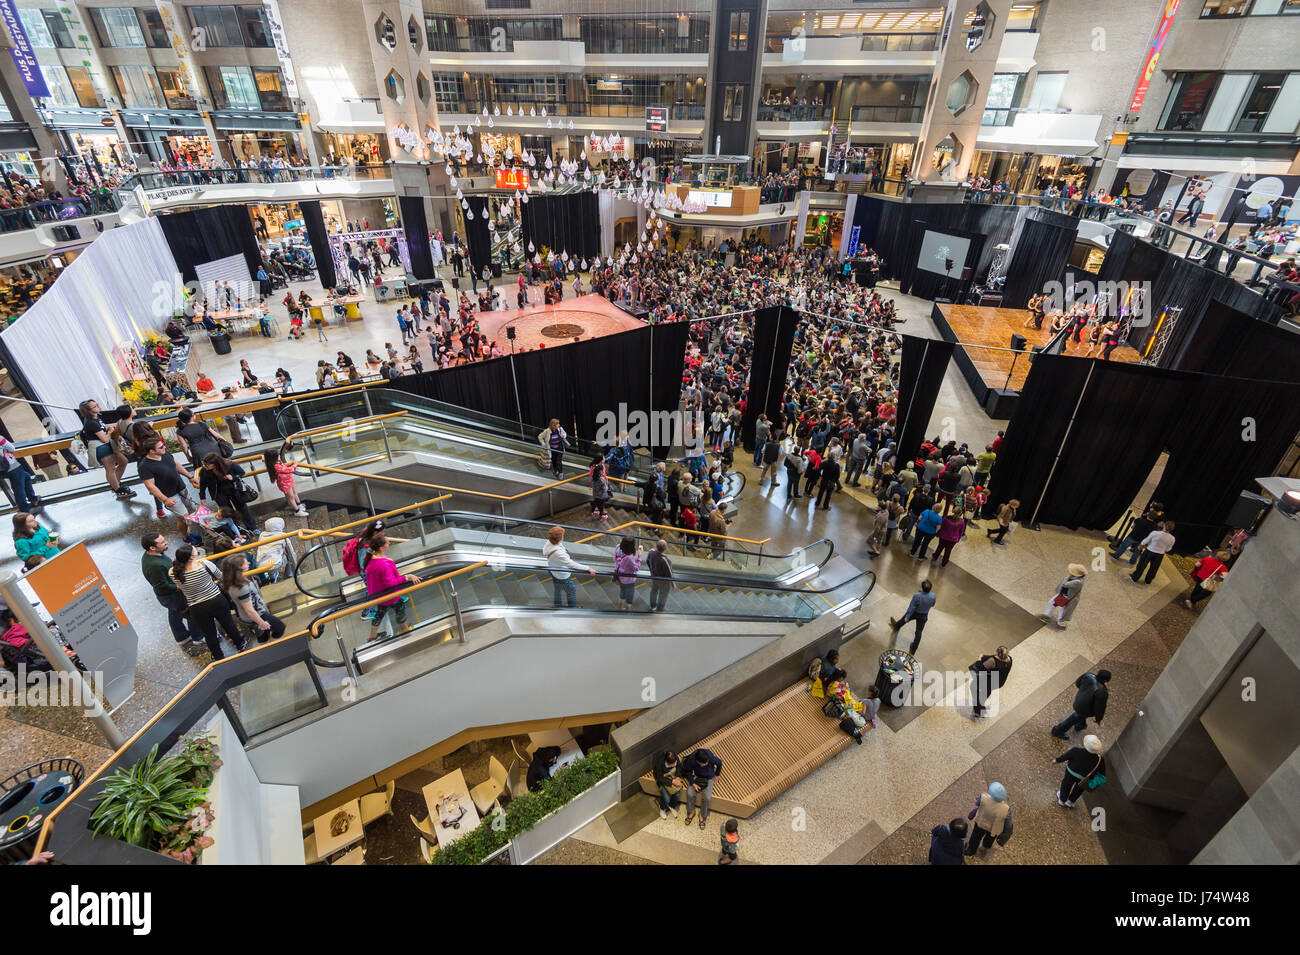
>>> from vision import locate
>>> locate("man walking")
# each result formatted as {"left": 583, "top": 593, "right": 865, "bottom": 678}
{"left": 1050, "top": 669, "right": 1110, "bottom": 738}
{"left": 647, "top": 538, "right": 673, "bottom": 612}
{"left": 890, "top": 579, "right": 936, "bottom": 654}
{"left": 1111, "top": 503, "right": 1164, "bottom": 564}
{"left": 138, "top": 438, "right": 197, "bottom": 537}
{"left": 752, "top": 413, "right": 771, "bottom": 467}
{"left": 140, "top": 533, "right": 204, "bottom": 656}
{"left": 815, "top": 454, "right": 841, "bottom": 510}
{"left": 1128, "top": 521, "right": 1175, "bottom": 585}
{"left": 845, "top": 431, "right": 870, "bottom": 487}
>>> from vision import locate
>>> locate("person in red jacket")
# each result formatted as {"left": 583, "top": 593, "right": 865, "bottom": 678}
{"left": 1184, "top": 550, "right": 1229, "bottom": 609}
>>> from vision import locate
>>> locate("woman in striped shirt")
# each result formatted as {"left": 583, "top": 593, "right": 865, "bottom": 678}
{"left": 169, "top": 545, "right": 245, "bottom": 659}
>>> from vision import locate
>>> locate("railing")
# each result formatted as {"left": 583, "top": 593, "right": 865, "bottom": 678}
{"left": 859, "top": 32, "right": 940, "bottom": 52}
{"left": 117, "top": 164, "right": 391, "bottom": 192}
{"left": 757, "top": 104, "right": 832, "bottom": 123}
{"left": 439, "top": 100, "right": 706, "bottom": 121}
{"left": 849, "top": 105, "right": 925, "bottom": 124}
{"left": 0, "top": 194, "right": 121, "bottom": 233}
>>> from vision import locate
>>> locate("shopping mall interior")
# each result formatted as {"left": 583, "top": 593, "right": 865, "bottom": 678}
{"left": 0, "top": 0, "right": 1295, "bottom": 901}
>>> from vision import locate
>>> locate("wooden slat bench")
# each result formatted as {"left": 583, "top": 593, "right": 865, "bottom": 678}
{"left": 638, "top": 681, "right": 856, "bottom": 818}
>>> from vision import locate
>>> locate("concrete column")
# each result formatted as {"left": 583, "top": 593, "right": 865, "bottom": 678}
{"left": 361, "top": 0, "right": 439, "bottom": 163}
{"left": 704, "top": 0, "right": 768, "bottom": 157}
{"left": 914, "top": 0, "right": 1013, "bottom": 183}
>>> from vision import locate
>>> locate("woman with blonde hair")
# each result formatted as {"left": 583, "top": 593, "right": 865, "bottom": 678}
{"left": 538, "top": 417, "right": 568, "bottom": 479}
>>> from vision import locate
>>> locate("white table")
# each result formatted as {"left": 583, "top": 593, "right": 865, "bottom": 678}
{"left": 529, "top": 729, "right": 583, "bottom": 773}
{"left": 421, "top": 768, "right": 481, "bottom": 847}
{"left": 312, "top": 798, "right": 364, "bottom": 860}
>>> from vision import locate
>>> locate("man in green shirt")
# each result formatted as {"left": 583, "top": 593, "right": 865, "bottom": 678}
{"left": 974, "top": 445, "right": 998, "bottom": 485}
{"left": 141, "top": 533, "right": 204, "bottom": 656}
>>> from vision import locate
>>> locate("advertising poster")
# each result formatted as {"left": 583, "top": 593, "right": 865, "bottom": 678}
{"left": 24, "top": 542, "right": 138, "bottom": 710}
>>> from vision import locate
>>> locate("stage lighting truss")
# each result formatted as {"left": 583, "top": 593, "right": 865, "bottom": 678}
{"left": 1142, "top": 305, "right": 1183, "bottom": 366}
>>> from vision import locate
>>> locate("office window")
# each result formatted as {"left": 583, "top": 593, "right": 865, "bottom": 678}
{"left": 37, "top": 63, "right": 76, "bottom": 106}
{"left": 1261, "top": 73, "right": 1300, "bottom": 130}
{"left": 728, "top": 12, "right": 750, "bottom": 51}
{"left": 205, "top": 66, "right": 260, "bottom": 109}
{"left": 137, "top": 8, "right": 170, "bottom": 47}
{"left": 431, "top": 73, "right": 462, "bottom": 111}
{"left": 188, "top": 5, "right": 244, "bottom": 47}
{"left": 254, "top": 68, "right": 289, "bottom": 110}
{"left": 42, "top": 10, "right": 75, "bottom": 48}
{"left": 982, "top": 72, "right": 1023, "bottom": 125}
{"left": 1158, "top": 72, "right": 1219, "bottom": 130}
{"left": 157, "top": 69, "right": 197, "bottom": 110}
{"left": 239, "top": 5, "right": 271, "bottom": 47}
{"left": 723, "top": 84, "right": 745, "bottom": 121}
{"left": 1027, "top": 71, "right": 1067, "bottom": 110}
{"left": 488, "top": 76, "right": 559, "bottom": 103}
{"left": 17, "top": 8, "right": 55, "bottom": 47}
{"left": 66, "top": 67, "right": 104, "bottom": 108}
{"left": 425, "top": 15, "right": 457, "bottom": 51}
{"left": 1235, "top": 72, "right": 1286, "bottom": 130}
{"left": 111, "top": 65, "right": 163, "bottom": 108}
{"left": 91, "top": 7, "right": 146, "bottom": 47}
{"left": 1200, "top": 0, "right": 1251, "bottom": 15}
{"left": 1005, "top": 2, "right": 1041, "bottom": 31}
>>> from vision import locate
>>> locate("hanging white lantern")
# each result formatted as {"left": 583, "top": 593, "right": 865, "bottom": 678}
{"left": 568, "top": 120, "right": 574, "bottom": 129}
{"left": 487, "top": 220, "right": 495, "bottom": 231}
{"left": 493, "top": 105, "right": 501, "bottom": 116}
{"left": 534, "top": 253, "right": 542, "bottom": 264}
{"left": 561, "top": 250, "right": 569, "bottom": 262}
{"left": 475, "top": 153, "right": 483, "bottom": 163}
{"left": 505, "top": 146, "right": 514, "bottom": 161}
{"left": 461, "top": 198, "right": 469, "bottom": 209}
{"left": 568, "top": 261, "right": 575, "bottom": 272}
{"left": 445, "top": 164, "right": 453, "bottom": 176}
{"left": 593, "top": 256, "right": 601, "bottom": 268}
{"left": 466, "top": 209, "right": 474, "bottom": 219}
{"left": 580, "top": 150, "right": 587, "bottom": 162}
{"left": 521, "top": 192, "right": 529, "bottom": 203}
{"left": 546, "top": 118, "right": 552, "bottom": 129}
{"left": 452, "top": 125, "right": 460, "bottom": 135}
{"left": 487, "top": 117, "right": 494, "bottom": 128}
{"left": 527, "top": 240, "right": 535, "bottom": 252}
{"left": 529, "top": 107, "right": 536, "bottom": 116}
{"left": 474, "top": 116, "right": 481, "bottom": 127}
{"left": 506, "top": 105, "right": 513, "bottom": 116}
{"left": 580, "top": 258, "right": 588, "bottom": 270}
{"left": 546, "top": 250, "right": 555, "bottom": 261}
{"left": 631, "top": 253, "right": 638, "bottom": 264}
{"left": 540, "top": 106, "right": 547, "bottom": 117}
{"left": 624, "top": 243, "right": 631, "bottom": 253}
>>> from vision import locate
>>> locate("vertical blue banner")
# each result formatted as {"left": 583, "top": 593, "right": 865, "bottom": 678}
{"left": 0, "top": 0, "right": 51, "bottom": 98}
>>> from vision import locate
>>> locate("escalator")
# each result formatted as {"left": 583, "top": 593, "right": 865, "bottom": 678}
{"left": 304, "top": 543, "right": 875, "bottom": 674}
{"left": 290, "top": 507, "right": 833, "bottom": 602}
{"left": 279, "top": 387, "right": 745, "bottom": 503}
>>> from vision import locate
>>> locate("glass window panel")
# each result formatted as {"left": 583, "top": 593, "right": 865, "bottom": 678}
{"left": 1027, "top": 72, "right": 1067, "bottom": 110}
{"left": 254, "top": 68, "right": 288, "bottom": 110}
{"left": 92, "top": 7, "right": 146, "bottom": 47}
{"left": 1234, "top": 72, "right": 1285, "bottom": 131}
{"left": 157, "top": 68, "right": 197, "bottom": 110}
{"left": 1201, "top": 72, "right": 1251, "bottom": 130}
{"left": 1261, "top": 73, "right": 1300, "bottom": 132}
{"left": 111, "top": 65, "right": 164, "bottom": 108}
{"left": 1158, "top": 72, "right": 1219, "bottom": 130}
{"left": 37, "top": 63, "right": 76, "bottom": 106}
{"left": 188, "top": 5, "right": 243, "bottom": 47}
{"left": 138, "top": 8, "right": 170, "bottom": 47}
{"left": 42, "top": 11, "right": 75, "bottom": 48}
{"left": 239, "top": 5, "right": 270, "bottom": 47}
{"left": 66, "top": 67, "right": 104, "bottom": 108}
{"left": 18, "top": 8, "right": 55, "bottom": 48}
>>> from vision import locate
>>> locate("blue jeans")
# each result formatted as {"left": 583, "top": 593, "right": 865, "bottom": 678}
{"left": 4, "top": 464, "right": 35, "bottom": 511}
{"left": 552, "top": 575, "right": 577, "bottom": 608}
{"left": 1052, "top": 711, "right": 1088, "bottom": 736}
{"left": 752, "top": 439, "right": 766, "bottom": 467}
{"left": 1111, "top": 534, "right": 1140, "bottom": 563}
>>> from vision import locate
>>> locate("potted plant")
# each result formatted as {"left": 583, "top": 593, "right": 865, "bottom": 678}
{"left": 89, "top": 737, "right": 220, "bottom": 863}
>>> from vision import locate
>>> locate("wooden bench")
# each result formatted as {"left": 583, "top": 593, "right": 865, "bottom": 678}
{"left": 638, "top": 680, "right": 855, "bottom": 818}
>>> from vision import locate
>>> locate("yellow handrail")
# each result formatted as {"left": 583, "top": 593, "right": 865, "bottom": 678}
{"left": 308, "top": 560, "right": 488, "bottom": 636}
{"left": 287, "top": 410, "right": 407, "bottom": 440}
{"left": 297, "top": 461, "right": 592, "bottom": 502}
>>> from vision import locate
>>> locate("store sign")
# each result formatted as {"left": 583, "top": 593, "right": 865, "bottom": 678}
{"left": 686, "top": 189, "right": 732, "bottom": 208}
{"left": 0, "top": 0, "right": 50, "bottom": 97}
{"left": 1129, "top": 0, "right": 1182, "bottom": 112}
{"left": 645, "top": 106, "right": 669, "bottom": 134}
{"left": 144, "top": 185, "right": 203, "bottom": 204}
{"left": 262, "top": 0, "right": 300, "bottom": 99}
{"left": 494, "top": 168, "right": 530, "bottom": 190}
{"left": 24, "top": 542, "right": 139, "bottom": 709}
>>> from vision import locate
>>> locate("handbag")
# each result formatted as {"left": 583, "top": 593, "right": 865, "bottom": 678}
{"left": 230, "top": 474, "right": 260, "bottom": 504}
{"left": 214, "top": 431, "right": 235, "bottom": 459}
{"left": 1200, "top": 570, "right": 1223, "bottom": 593}
{"left": 1052, "top": 592, "right": 1070, "bottom": 607}
{"left": 822, "top": 698, "right": 844, "bottom": 719}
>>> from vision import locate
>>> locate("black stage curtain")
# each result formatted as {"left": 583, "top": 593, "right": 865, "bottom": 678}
{"left": 1153, "top": 375, "right": 1300, "bottom": 553}
{"left": 386, "top": 320, "right": 688, "bottom": 460}
{"left": 299, "top": 201, "right": 336, "bottom": 290}
{"left": 988, "top": 353, "right": 1300, "bottom": 551}
{"left": 1172, "top": 298, "right": 1300, "bottom": 383}
{"left": 741, "top": 306, "right": 799, "bottom": 451}
{"left": 398, "top": 195, "right": 435, "bottom": 280}
{"left": 157, "top": 206, "right": 262, "bottom": 284}
{"left": 1001, "top": 211, "right": 1077, "bottom": 308}
{"left": 464, "top": 198, "right": 492, "bottom": 274}
{"left": 520, "top": 192, "right": 601, "bottom": 260}
{"left": 894, "top": 336, "right": 954, "bottom": 466}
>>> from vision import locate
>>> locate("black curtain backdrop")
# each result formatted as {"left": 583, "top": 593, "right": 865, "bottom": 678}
{"left": 157, "top": 206, "right": 262, "bottom": 284}
{"left": 464, "top": 199, "right": 492, "bottom": 274}
{"left": 741, "top": 306, "right": 799, "bottom": 451}
{"left": 895, "top": 336, "right": 954, "bottom": 466}
{"left": 385, "top": 320, "right": 689, "bottom": 459}
{"left": 520, "top": 192, "right": 601, "bottom": 260}
{"left": 1172, "top": 298, "right": 1300, "bottom": 383}
{"left": 1096, "top": 230, "right": 1282, "bottom": 360}
{"left": 988, "top": 353, "right": 1300, "bottom": 552}
{"left": 299, "top": 201, "right": 336, "bottom": 290}
{"left": 398, "top": 195, "right": 435, "bottom": 280}
{"left": 1001, "top": 211, "right": 1078, "bottom": 308}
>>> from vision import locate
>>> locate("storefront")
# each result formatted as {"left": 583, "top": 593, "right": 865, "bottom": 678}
{"left": 0, "top": 254, "right": 79, "bottom": 321}
{"left": 164, "top": 134, "right": 217, "bottom": 166}
{"left": 70, "top": 131, "right": 132, "bottom": 171}
{"left": 225, "top": 131, "right": 301, "bottom": 163}
{"left": 968, "top": 151, "right": 1093, "bottom": 193}
{"left": 321, "top": 132, "right": 385, "bottom": 166}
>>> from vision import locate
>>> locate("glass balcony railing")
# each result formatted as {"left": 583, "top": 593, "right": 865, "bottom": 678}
{"left": 757, "top": 104, "right": 832, "bottom": 122}
{"left": 117, "top": 164, "right": 391, "bottom": 192}
{"left": 0, "top": 193, "right": 121, "bottom": 233}
{"left": 850, "top": 105, "right": 925, "bottom": 124}
{"left": 438, "top": 100, "right": 705, "bottom": 121}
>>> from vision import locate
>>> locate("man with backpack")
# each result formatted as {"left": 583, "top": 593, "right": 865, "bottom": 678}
{"left": 758, "top": 431, "right": 783, "bottom": 488}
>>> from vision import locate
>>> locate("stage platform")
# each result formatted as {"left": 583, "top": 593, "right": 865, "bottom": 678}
{"left": 472, "top": 295, "right": 645, "bottom": 352}
{"left": 932, "top": 303, "right": 1140, "bottom": 418}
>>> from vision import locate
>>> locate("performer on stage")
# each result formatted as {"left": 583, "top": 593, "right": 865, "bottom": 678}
{"left": 1024, "top": 292, "right": 1048, "bottom": 329}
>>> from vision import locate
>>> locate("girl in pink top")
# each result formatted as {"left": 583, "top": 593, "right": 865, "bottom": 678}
{"left": 264, "top": 446, "right": 308, "bottom": 516}
{"left": 363, "top": 534, "right": 421, "bottom": 642}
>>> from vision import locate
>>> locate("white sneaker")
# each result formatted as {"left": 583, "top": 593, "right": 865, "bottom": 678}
{"left": 296, "top": 506, "right": 309, "bottom": 516}
{"left": 659, "top": 808, "right": 668, "bottom": 820}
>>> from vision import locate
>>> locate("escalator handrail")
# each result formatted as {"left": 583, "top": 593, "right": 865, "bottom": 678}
{"left": 306, "top": 555, "right": 875, "bottom": 638}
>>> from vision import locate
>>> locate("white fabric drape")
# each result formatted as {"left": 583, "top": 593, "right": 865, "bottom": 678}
{"left": 838, "top": 194, "right": 858, "bottom": 262}
{"left": 1, "top": 217, "right": 182, "bottom": 432}
{"left": 598, "top": 189, "right": 616, "bottom": 259}
{"left": 794, "top": 190, "right": 811, "bottom": 250}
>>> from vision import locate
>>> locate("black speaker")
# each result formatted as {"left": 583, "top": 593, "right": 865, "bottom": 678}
{"left": 52, "top": 224, "right": 81, "bottom": 242}
{"left": 983, "top": 388, "right": 1018, "bottom": 418}
{"left": 978, "top": 293, "right": 1003, "bottom": 306}
{"left": 1010, "top": 333, "right": 1027, "bottom": 352}
{"left": 960, "top": 267, "right": 972, "bottom": 281}
{"left": 1225, "top": 490, "right": 1269, "bottom": 529}
{"left": 505, "top": 325, "right": 517, "bottom": 340}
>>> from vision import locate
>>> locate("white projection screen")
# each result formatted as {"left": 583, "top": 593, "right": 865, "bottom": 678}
{"left": 917, "top": 229, "right": 972, "bottom": 276}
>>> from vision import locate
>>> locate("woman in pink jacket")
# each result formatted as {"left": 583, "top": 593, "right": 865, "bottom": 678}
{"left": 613, "top": 537, "right": 644, "bottom": 611}
{"left": 933, "top": 512, "right": 966, "bottom": 567}
{"left": 364, "top": 534, "right": 420, "bottom": 643}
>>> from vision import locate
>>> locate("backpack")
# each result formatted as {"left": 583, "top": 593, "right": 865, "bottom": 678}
{"left": 838, "top": 716, "right": 861, "bottom": 738}
{"left": 807, "top": 657, "right": 822, "bottom": 682}
{"left": 342, "top": 537, "right": 364, "bottom": 576}
{"left": 822, "top": 698, "right": 844, "bottom": 719}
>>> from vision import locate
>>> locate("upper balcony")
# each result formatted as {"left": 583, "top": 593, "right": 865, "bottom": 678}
{"left": 429, "top": 38, "right": 707, "bottom": 74}
{"left": 114, "top": 165, "right": 395, "bottom": 214}
{"left": 435, "top": 101, "right": 705, "bottom": 138}
{"left": 0, "top": 196, "right": 125, "bottom": 268}
{"left": 763, "top": 32, "right": 939, "bottom": 75}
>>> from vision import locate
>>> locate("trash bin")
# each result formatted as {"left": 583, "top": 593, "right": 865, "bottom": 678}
{"left": 209, "top": 332, "right": 231, "bottom": 355}
{"left": 876, "top": 649, "right": 917, "bottom": 708}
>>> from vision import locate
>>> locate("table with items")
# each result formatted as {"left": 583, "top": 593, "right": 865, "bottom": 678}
{"left": 421, "top": 768, "right": 481, "bottom": 847}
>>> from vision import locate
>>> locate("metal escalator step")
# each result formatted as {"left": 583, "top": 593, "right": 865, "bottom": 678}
{"left": 495, "top": 577, "right": 530, "bottom": 606}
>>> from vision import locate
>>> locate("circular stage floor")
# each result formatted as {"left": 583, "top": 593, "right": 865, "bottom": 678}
{"left": 473, "top": 295, "right": 645, "bottom": 352}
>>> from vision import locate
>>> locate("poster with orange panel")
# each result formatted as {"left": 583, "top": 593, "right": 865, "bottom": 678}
{"left": 23, "top": 542, "right": 138, "bottom": 710}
